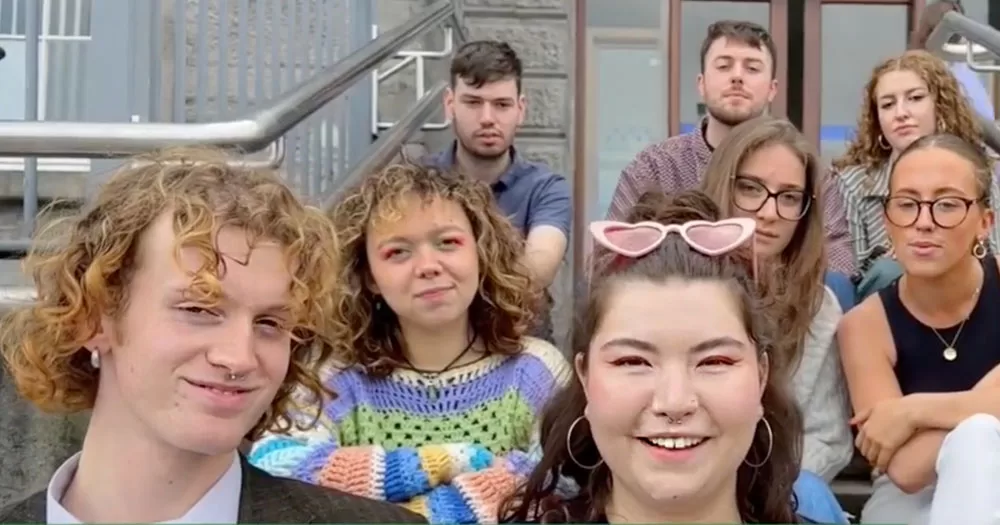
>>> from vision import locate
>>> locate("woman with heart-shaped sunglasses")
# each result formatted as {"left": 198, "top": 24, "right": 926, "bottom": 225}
{"left": 700, "top": 117, "right": 855, "bottom": 494}
{"left": 501, "top": 190, "right": 808, "bottom": 524}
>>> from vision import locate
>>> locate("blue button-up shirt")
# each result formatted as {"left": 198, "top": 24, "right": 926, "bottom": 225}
{"left": 424, "top": 142, "right": 572, "bottom": 239}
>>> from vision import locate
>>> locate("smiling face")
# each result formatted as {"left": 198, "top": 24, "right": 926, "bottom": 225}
{"left": 875, "top": 69, "right": 938, "bottom": 152}
{"left": 88, "top": 212, "right": 294, "bottom": 456}
{"left": 729, "top": 143, "right": 808, "bottom": 257}
{"left": 365, "top": 195, "right": 480, "bottom": 332}
{"left": 578, "top": 277, "right": 766, "bottom": 514}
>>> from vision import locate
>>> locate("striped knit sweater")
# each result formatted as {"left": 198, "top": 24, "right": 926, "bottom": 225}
{"left": 249, "top": 337, "right": 571, "bottom": 524}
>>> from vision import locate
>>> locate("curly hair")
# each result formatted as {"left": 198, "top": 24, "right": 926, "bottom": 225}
{"left": 326, "top": 163, "right": 538, "bottom": 377}
{"left": 501, "top": 190, "right": 803, "bottom": 524}
{"left": 833, "top": 49, "right": 986, "bottom": 173}
{"left": 0, "top": 147, "right": 340, "bottom": 440}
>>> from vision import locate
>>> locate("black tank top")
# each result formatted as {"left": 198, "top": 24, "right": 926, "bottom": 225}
{"left": 879, "top": 257, "right": 1000, "bottom": 395}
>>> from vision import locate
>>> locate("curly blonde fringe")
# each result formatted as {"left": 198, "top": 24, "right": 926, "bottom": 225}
{"left": 327, "top": 163, "right": 539, "bottom": 377}
{"left": 833, "top": 50, "right": 990, "bottom": 173}
{"left": 0, "top": 146, "right": 340, "bottom": 440}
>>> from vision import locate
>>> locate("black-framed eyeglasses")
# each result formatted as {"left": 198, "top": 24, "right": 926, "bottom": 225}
{"left": 731, "top": 176, "right": 812, "bottom": 221}
{"left": 882, "top": 195, "right": 981, "bottom": 229}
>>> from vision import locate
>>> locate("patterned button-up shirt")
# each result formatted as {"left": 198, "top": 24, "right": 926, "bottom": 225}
{"left": 606, "top": 122, "right": 856, "bottom": 274}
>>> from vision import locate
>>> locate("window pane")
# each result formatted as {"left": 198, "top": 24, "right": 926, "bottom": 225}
{"left": 820, "top": 4, "right": 908, "bottom": 162}
{"left": 585, "top": 0, "right": 666, "bottom": 221}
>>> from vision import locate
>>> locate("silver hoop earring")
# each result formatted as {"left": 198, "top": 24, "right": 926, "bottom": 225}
{"left": 743, "top": 417, "right": 773, "bottom": 469}
{"left": 878, "top": 134, "right": 891, "bottom": 150}
{"left": 90, "top": 351, "right": 100, "bottom": 369}
{"left": 973, "top": 239, "right": 988, "bottom": 259}
{"left": 566, "top": 416, "right": 604, "bottom": 470}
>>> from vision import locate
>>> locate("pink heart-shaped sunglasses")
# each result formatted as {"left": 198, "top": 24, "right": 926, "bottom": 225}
{"left": 589, "top": 218, "right": 758, "bottom": 278}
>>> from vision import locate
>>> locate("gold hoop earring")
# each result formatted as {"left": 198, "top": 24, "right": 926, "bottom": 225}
{"left": 878, "top": 134, "right": 891, "bottom": 150}
{"left": 973, "top": 239, "right": 988, "bottom": 259}
{"left": 743, "top": 418, "right": 774, "bottom": 469}
{"left": 566, "top": 416, "right": 604, "bottom": 470}
{"left": 938, "top": 119, "right": 948, "bottom": 133}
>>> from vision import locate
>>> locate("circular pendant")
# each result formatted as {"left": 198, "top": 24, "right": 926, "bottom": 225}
{"left": 943, "top": 347, "right": 958, "bottom": 361}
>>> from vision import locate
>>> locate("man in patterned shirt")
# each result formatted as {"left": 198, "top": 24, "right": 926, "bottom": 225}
{"left": 605, "top": 20, "right": 854, "bottom": 274}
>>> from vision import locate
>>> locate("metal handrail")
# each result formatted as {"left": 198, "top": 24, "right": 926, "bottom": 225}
{"left": 0, "top": 0, "right": 458, "bottom": 158}
{"left": 0, "top": 0, "right": 465, "bottom": 304}
{"left": 323, "top": 81, "right": 450, "bottom": 210}
{"left": 926, "top": 11, "right": 1000, "bottom": 154}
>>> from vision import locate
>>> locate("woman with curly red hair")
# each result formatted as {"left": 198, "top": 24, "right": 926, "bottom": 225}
{"left": 249, "top": 163, "right": 570, "bottom": 524}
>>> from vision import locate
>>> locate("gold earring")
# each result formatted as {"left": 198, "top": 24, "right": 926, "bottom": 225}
{"left": 973, "top": 239, "right": 988, "bottom": 259}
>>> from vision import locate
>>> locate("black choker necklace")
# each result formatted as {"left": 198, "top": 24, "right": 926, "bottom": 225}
{"left": 401, "top": 335, "right": 477, "bottom": 399}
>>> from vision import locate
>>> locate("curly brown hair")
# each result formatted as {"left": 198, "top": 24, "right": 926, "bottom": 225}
{"left": 501, "top": 190, "right": 803, "bottom": 524}
{"left": 326, "top": 163, "right": 539, "bottom": 377}
{"left": 0, "top": 147, "right": 340, "bottom": 440}
{"left": 833, "top": 49, "right": 985, "bottom": 173}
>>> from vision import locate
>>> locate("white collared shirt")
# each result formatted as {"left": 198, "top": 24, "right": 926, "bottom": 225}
{"left": 45, "top": 452, "right": 242, "bottom": 524}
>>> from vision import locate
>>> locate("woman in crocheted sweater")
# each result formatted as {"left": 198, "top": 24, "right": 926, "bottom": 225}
{"left": 249, "top": 164, "right": 571, "bottom": 524}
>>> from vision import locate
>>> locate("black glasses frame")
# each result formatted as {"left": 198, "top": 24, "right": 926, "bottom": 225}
{"left": 731, "top": 176, "right": 813, "bottom": 221}
{"left": 881, "top": 196, "right": 980, "bottom": 229}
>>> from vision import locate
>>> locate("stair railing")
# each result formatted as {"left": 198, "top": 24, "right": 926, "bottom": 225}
{"left": 0, "top": 0, "right": 465, "bottom": 305}
{"left": 926, "top": 11, "right": 1000, "bottom": 153}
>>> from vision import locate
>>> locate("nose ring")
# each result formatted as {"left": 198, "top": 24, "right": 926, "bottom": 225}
{"left": 226, "top": 372, "right": 245, "bottom": 381}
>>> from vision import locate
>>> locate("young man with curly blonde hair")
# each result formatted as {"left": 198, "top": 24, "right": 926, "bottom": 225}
{"left": 0, "top": 148, "right": 424, "bottom": 524}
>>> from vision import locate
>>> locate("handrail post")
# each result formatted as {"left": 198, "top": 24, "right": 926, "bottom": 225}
{"left": 926, "top": 11, "right": 1000, "bottom": 154}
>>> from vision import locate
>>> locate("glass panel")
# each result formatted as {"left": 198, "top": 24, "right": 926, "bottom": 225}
{"left": 951, "top": 0, "right": 994, "bottom": 117}
{"left": 586, "top": 0, "right": 659, "bottom": 28}
{"left": 585, "top": 0, "right": 666, "bottom": 222}
{"left": 0, "top": 39, "right": 25, "bottom": 120}
{"left": 592, "top": 45, "right": 667, "bottom": 220}
{"left": 820, "top": 4, "right": 907, "bottom": 163}
{"left": 679, "top": 1, "right": 770, "bottom": 133}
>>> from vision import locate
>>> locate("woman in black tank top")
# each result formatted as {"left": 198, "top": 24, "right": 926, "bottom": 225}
{"left": 838, "top": 133, "right": 1000, "bottom": 525}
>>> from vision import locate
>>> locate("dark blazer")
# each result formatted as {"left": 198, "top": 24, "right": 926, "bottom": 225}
{"left": 0, "top": 456, "right": 426, "bottom": 524}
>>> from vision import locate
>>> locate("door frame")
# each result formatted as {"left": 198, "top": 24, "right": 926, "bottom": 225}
{"left": 800, "top": 0, "right": 925, "bottom": 147}
{"left": 583, "top": 26, "right": 664, "bottom": 254}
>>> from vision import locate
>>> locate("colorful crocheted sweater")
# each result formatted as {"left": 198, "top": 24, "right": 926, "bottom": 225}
{"left": 249, "top": 337, "right": 571, "bottom": 524}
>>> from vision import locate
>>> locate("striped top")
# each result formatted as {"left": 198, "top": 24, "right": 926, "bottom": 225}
{"left": 835, "top": 162, "right": 1000, "bottom": 270}
{"left": 607, "top": 121, "right": 856, "bottom": 274}
{"left": 248, "top": 337, "right": 571, "bottom": 524}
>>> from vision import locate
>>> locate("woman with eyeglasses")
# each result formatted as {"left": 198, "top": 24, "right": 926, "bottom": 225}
{"left": 838, "top": 133, "right": 1000, "bottom": 525}
{"left": 699, "top": 117, "right": 854, "bottom": 496}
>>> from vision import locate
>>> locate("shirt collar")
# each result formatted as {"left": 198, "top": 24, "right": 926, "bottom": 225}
{"left": 46, "top": 452, "right": 243, "bottom": 524}
{"left": 439, "top": 140, "right": 525, "bottom": 190}
{"left": 699, "top": 118, "right": 715, "bottom": 153}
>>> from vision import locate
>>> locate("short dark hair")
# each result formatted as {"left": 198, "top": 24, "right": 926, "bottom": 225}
{"left": 699, "top": 20, "right": 777, "bottom": 79}
{"left": 450, "top": 40, "right": 523, "bottom": 93}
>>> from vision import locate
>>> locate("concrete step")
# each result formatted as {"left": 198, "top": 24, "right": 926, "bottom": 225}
{"left": 831, "top": 478, "right": 873, "bottom": 522}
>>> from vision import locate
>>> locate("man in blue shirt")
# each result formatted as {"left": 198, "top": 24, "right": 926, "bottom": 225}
{"left": 425, "top": 40, "right": 572, "bottom": 340}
